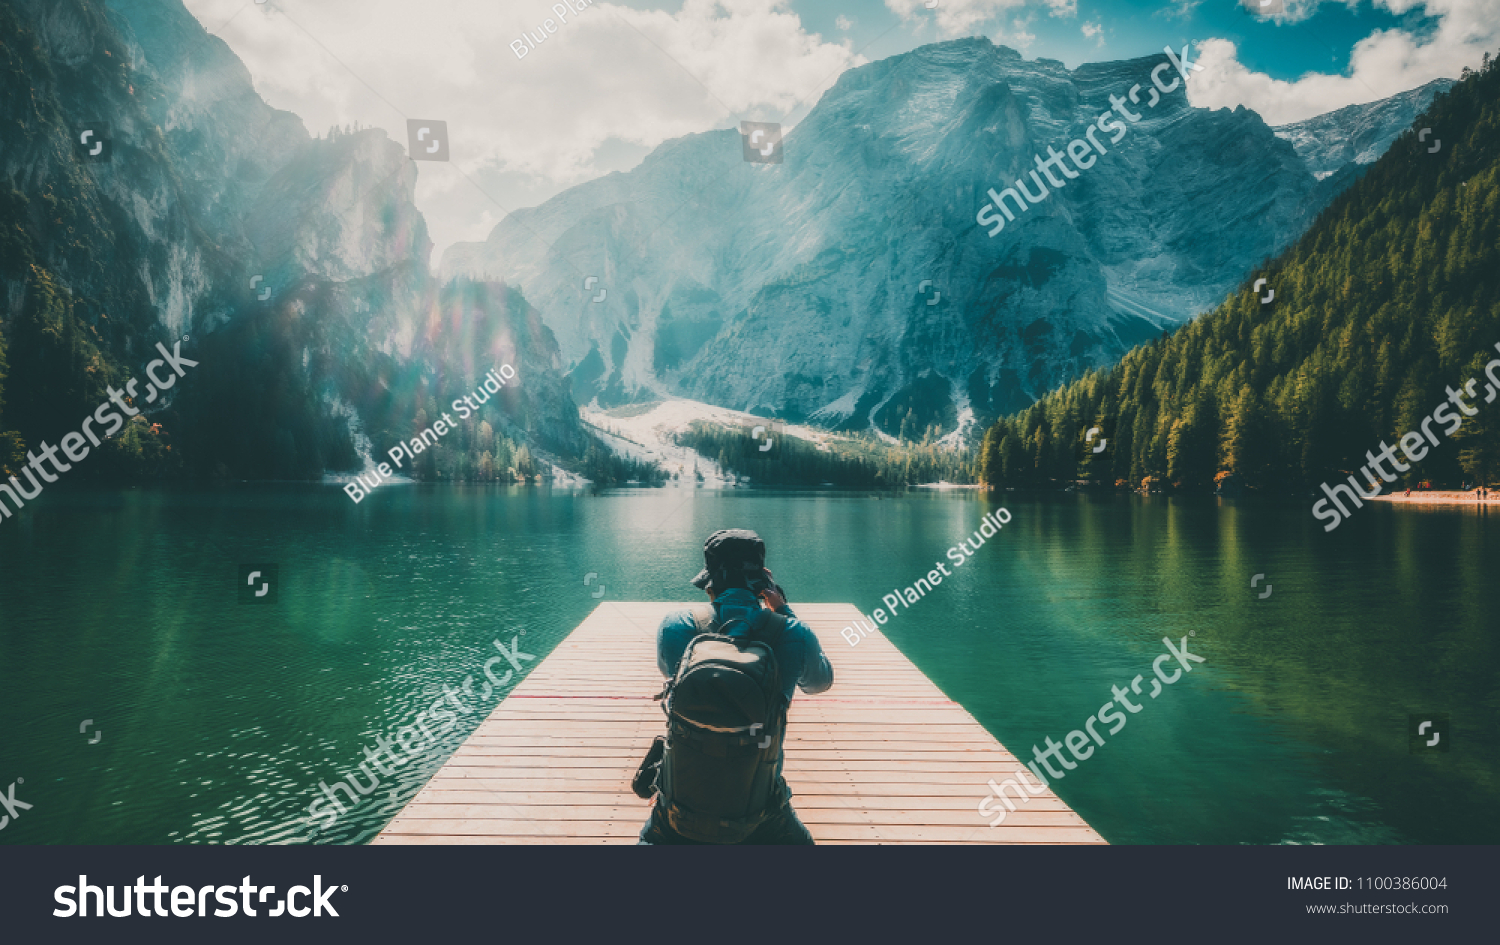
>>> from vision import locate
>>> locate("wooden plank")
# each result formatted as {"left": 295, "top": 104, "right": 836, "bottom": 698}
{"left": 409, "top": 790, "right": 1079, "bottom": 810}
{"left": 433, "top": 750, "right": 1035, "bottom": 765}
{"left": 375, "top": 601, "right": 1105, "bottom": 846}
{"left": 373, "top": 837, "right": 1093, "bottom": 846}
{"left": 416, "top": 777, "right": 1067, "bottom": 799}
{"left": 378, "top": 820, "right": 1102, "bottom": 843}
{"left": 461, "top": 726, "right": 1004, "bottom": 739}
{"left": 461, "top": 737, "right": 1004, "bottom": 750}
{"left": 391, "top": 805, "right": 1088, "bottom": 828}
{"left": 425, "top": 767, "right": 1045, "bottom": 785}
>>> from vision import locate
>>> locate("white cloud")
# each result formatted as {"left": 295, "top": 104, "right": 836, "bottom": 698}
{"left": 1158, "top": 0, "right": 1204, "bottom": 19}
{"left": 1081, "top": 19, "right": 1104, "bottom": 46}
{"left": 1043, "top": 0, "right": 1078, "bottom": 17}
{"left": 1008, "top": 18, "right": 1038, "bottom": 50}
{"left": 1187, "top": 0, "right": 1499, "bottom": 125}
{"left": 1247, "top": 0, "right": 1363, "bottom": 25}
{"left": 885, "top": 0, "right": 1029, "bottom": 37}
{"left": 183, "top": 0, "right": 860, "bottom": 259}
{"left": 836, "top": 14, "right": 853, "bottom": 30}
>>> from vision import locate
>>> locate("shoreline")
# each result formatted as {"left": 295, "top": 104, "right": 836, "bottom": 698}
{"left": 1368, "top": 490, "right": 1498, "bottom": 506}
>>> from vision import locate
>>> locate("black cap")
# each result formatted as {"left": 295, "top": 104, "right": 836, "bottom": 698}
{"left": 690, "top": 528, "right": 767, "bottom": 590}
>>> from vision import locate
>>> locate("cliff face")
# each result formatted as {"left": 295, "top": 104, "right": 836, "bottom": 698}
{"left": 0, "top": 0, "right": 582, "bottom": 479}
{"left": 2, "top": 0, "right": 222, "bottom": 346}
{"left": 442, "top": 38, "right": 1449, "bottom": 438}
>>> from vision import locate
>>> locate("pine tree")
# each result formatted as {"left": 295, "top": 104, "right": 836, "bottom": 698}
{"left": 0, "top": 318, "right": 21, "bottom": 476}
{"left": 1454, "top": 358, "right": 1500, "bottom": 486}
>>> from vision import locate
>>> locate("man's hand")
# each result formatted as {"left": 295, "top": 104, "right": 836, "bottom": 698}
{"left": 758, "top": 569, "right": 786, "bottom": 612}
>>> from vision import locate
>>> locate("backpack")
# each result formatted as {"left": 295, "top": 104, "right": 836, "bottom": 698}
{"left": 653, "top": 605, "right": 791, "bottom": 843}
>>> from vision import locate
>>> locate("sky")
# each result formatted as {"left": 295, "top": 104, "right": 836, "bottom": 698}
{"left": 179, "top": 0, "right": 1499, "bottom": 264}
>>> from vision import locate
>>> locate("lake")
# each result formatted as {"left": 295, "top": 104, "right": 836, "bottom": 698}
{"left": 0, "top": 483, "right": 1495, "bottom": 844}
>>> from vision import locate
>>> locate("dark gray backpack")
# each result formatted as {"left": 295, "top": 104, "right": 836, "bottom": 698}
{"left": 654, "top": 605, "right": 790, "bottom": 843}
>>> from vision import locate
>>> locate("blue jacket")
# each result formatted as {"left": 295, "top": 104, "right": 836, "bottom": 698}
{"left": 657, "top": 588, "right": 834, "bottom": 701}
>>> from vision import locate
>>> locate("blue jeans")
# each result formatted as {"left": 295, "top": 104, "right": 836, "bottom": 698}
{"left": 637, "top": 800, "right": 815, "bottom": 845}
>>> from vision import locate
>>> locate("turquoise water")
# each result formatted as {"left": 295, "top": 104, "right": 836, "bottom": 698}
{"left": 0, "top": 484, "right": 1495, "bottom": 844}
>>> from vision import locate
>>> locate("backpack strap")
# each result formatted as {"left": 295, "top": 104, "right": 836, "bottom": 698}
{"left": 655, "top": 606, "right": 723, "bottom": 707}
{"left": 703, "top": 603, "right": 788, "bottom": 645}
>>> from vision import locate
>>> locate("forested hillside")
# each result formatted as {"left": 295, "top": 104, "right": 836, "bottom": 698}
{"left": 677, "top": 421, "right": 975, "bottom": 487}
{"left": 979, "top": 51, "right": 1500, "bottom": 492}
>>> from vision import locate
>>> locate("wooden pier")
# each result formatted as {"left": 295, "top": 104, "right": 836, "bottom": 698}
{"left": 374, "top": 602, "right": 1106, "bottom": 845}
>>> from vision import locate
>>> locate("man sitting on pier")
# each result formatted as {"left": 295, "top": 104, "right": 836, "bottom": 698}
{"left": 639, "top": 528, "right": 834, "bottom": 844}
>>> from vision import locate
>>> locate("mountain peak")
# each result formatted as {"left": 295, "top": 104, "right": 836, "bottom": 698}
{"left": 441, "top": 41, "right": 1453, "bottom": 438}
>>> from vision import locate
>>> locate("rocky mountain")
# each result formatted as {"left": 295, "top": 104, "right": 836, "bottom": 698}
{"left": 1272, "top": 78, "right": 1454, "bottom": 180}
{"left": 442, "top": 39, "right": 1452, "bottom": 439}
{"left": 0, "top": 0, "right": 587, "bottom": 481}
